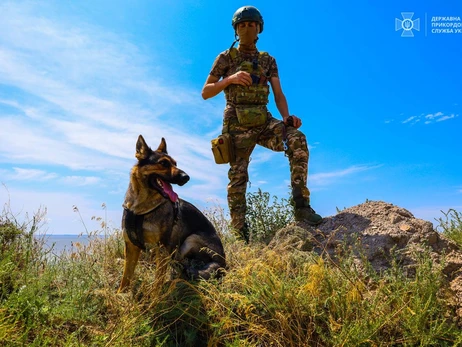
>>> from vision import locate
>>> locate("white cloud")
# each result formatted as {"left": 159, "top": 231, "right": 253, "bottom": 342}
{"left": 310, "top": 165, "right": 381, "bottom": 187}
{"left": 0, "top": 1, "right": 225, "bottom": 184}
{"left": 402, "top": 116, "right": 420, "bottom": 124}
{"left": 402, "top": 116, "right": 416, "bottom": 123}
{"left": 0, "top": 117, "right": 132, "bottom": 171}
{"left": 309, "top": 141, "right": 320, "bottom": 149}
{"left": 10, "top": 168, "right": 58, "bottom": 181}
{"left": 250, "top": 150, "right": 278, "bottom": 165}
{"left": 436, "top": 114, "right": 457, "bottom": 122}
{"left": 400, "top": 111, "right": 458, "bottom": 125}
{"left": 60, "top": 176, "right": 101, "bottom": 186}
{"left": 0, "top": 185, "right": 118, "bottom": 235}
{"left": 2, "top": 168, "right": 102, "bottom": 188}
{"left": 425, "top": 112, "right": 443, "bottom": 120}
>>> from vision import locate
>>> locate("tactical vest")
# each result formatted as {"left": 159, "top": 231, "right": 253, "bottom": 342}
{"left": 224, "top": 48, "right": 270, "bottom": 106}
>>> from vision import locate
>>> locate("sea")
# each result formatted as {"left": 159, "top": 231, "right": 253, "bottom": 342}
{"left": 37, "top": 234, "right": 108, "bottom": 255}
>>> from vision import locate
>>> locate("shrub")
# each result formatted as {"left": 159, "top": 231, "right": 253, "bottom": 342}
{"left": 245, "top": 189, "right": 293, "bottom": 244}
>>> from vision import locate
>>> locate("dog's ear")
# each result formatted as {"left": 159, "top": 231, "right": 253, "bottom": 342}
{"left": 135, "top": 135, "right": 151, "bottom": 160}
{"left": 156, "top": 137, "right": 167, "bottom": 154}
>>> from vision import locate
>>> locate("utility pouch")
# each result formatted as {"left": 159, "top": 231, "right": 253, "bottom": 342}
{"left": 211, "top": 133, "right": 235, "bottom": 164}
{"left": 235, "top": 105, "right": 268, "bottom": 128}
{"left": 234, "top": 85, "right": 269, "bottom": 105}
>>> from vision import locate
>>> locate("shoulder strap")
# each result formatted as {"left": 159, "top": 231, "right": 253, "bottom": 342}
{"left": 228, "top": 48, "right": 267, "bottom": 61}
{"left": 123, "top": 208, "right": 146, "bottom": 251}
{"left": 229, "top": 47, "right": 238, "bottom": 60}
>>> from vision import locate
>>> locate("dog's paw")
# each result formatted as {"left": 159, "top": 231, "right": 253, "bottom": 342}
{"left": 182, "top": 267, "right": 199, "bottom": 280}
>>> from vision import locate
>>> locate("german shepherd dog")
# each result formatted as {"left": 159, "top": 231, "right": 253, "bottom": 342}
{"left": 118, "top": 135, "right": 226, "bottom": 291}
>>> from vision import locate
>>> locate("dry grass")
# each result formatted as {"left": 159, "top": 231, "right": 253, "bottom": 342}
{"left": 1, "top": 197, "right": 462, "bottom": 346}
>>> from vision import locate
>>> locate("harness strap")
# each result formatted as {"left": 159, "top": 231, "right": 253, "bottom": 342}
{"left": 123, "top": 208, "right": 147, "bottom": 251}
{"left": 282, "top": 116, "right": 294, "bottom": 157}
{"left": 123, "top": 201, "right": 180, "bottom": 251}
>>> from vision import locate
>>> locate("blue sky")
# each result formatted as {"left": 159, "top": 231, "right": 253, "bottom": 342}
{"left": 0, "top": 0, "right": 461, "bottom": 235}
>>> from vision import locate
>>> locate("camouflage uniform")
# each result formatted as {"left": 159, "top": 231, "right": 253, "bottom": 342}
{"left": 210, "top": 48, "right": 312, "bottom": 233}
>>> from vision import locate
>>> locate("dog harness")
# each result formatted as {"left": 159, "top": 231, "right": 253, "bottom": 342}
{"left": 123, "top": 201, "right": 180, "bottom": 251}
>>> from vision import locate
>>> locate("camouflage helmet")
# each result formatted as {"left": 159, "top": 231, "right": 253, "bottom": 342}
{"left": 232, "top": 6, "right": 264, "bottom": 33}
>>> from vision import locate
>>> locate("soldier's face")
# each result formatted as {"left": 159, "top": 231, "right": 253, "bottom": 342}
{"left": 237, "top": 21, "right": 257, "bottom": 29}
{"left": 237, "top": 21, "right": 259, "bottom": 45}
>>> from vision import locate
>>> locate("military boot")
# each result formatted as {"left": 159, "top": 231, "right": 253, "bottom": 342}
{"left": 294, "top": 204, "right": 323, "bottom": 226}
{"left": 292, "top": 187, "right": 323, "bottom": 226}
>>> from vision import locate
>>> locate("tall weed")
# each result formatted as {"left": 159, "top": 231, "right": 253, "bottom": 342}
{"left": 437, "top": 208, "right": 462, "bottom": 248}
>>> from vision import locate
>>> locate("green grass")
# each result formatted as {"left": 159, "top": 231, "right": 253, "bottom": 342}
{"left": 436, "top": 208, "right": 462, "bottom": 248}
{"left": 1, "top": 197, "right": 462, "bottom": 346}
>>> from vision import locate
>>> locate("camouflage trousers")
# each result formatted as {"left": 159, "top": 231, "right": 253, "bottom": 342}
{"left": 223, "top": 105, "right": 311, "bottom": 231}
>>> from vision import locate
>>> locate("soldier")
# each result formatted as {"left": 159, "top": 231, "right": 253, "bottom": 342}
{"left": 202, "top": 5, "right": 322, "bottom": 242}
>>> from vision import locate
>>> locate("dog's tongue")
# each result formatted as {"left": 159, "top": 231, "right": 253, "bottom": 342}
{"left": 162, "top": 180, "right": 178, "bottom": 203}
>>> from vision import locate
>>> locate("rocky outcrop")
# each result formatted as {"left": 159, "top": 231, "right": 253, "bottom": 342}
{"left": 269, "top": 200, "right": 462, "bottom": 318}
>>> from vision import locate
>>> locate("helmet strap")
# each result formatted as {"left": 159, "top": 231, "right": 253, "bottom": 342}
{"left": 229, "top": 33, "right": 239, "bottom": 50}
